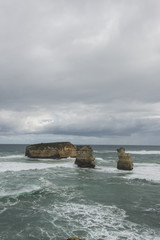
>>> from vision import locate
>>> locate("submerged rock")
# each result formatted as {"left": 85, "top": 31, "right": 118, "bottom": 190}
{"left": 117, "top": 147, "right": 133, "bottom": 170}
{"left": 75, "top": 145, "right": 95, "bottom": 168}
{"left": 25, "top": 142, "right": 77, "bottom": 159}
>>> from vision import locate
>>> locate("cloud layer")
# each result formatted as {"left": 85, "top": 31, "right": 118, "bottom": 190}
{"left": 0, "top": 0, "right": 160, "bottom": 144}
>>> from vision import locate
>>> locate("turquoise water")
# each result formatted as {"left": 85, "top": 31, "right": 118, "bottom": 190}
{"left": 0, "top": 144, "right": 160, "bottom": 240}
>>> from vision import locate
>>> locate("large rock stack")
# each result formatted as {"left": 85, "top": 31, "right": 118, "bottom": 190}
{"left": 117, "top": 147, "right": 133, "bottom": 170}
{"left": 75, "top": 145, "right": 95, "bottom": 168}
{"left": 25, "top": 142, "right": 77, "bottom": 159}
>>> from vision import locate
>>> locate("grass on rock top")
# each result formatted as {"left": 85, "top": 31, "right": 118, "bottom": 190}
{"left": 27, "top": 142, "right": 73, "bottom": 150}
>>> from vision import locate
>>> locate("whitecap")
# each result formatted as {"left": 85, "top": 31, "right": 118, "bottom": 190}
{"left": 0, "top": 154, "right": 24, "bottom": 159}
{"left": 95, "top": 166, "right": 120, "bottom": 173}
{"left": 95, "top": 157, "right": 104, "bottom": 160}
{"left": 128, "top": 150, "right": 160, "bottom": 155}
{"left": 95, "top": 157, "right": 106, "bottom": 162}
{"left": 95, "top": 157, "right": 115, "bottom": 163}
{"left": 94, "top": 149, "right": 160, "bottom": 155}
{"left": 35, "top": 157, "right": 75, "bottom": 162}
{"left": 0, "top": 160, "right": 76, "bottom": 173}
{"left": 123, "top": 163, "right": 160, "bottom": 183}
{"left": 94, "top": 150, "right": 116, "bottom": 153}
{"left": 43, "top": 202, "right": 159, "bottom": 240}
{"left": 0, "top": 185, "right": 41, "bottom": 198}
{"left": 95, "top": 163, "right": 160, "bottom": 183}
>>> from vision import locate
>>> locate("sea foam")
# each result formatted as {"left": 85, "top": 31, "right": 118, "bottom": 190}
{"left": 123, "top": 163, "right": 160, "bottom": 182}
{"left": 128, "top": 150, "right": 160, "bottom": 155}
{"left": 0, "top": 154, "right": 24, "bottom": 159}
{"left": 95, "top": 163, "right": 160, "bottom": 183}
{"left": 43, "top": 202, "right": 159, "bottom": 240}
{"left": 0, "top": 160, "right": 75, "bottom": 173}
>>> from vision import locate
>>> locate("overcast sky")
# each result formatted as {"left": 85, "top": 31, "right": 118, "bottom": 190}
{"left": 0, "top": 0, "right": 160, "bottom": 145}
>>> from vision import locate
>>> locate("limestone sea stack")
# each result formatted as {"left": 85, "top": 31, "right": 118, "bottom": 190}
{"left": 25, "top": 142, "right": 77, "bottom": 159}
{"left": 117, "top": 147, "right": 133, "bottom": 170}
{"left": 75, "top": 145, "right": 95, "bottom": 168}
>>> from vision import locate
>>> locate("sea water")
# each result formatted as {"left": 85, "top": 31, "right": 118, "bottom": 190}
{"left": 0, "top": 144, "right": 160, "bottom": 240}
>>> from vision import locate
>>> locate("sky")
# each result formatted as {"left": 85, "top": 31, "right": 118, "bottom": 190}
{"left": 0, "top": 0, "right": 160, "bottom": 145}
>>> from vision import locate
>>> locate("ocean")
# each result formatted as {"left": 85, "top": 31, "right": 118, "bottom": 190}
{"left": 0, "top": 144, "right": 160, "bottom": 240}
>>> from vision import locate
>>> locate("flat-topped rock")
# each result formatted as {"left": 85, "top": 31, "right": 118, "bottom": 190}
{"left": 75, "top": 145, "right": 95, "bottom": 168}
{"left": 25, "top": 142, "right": 77, "bottom": 159}
{"left": 117, "top": 147, "right": 133, "bottom": 170}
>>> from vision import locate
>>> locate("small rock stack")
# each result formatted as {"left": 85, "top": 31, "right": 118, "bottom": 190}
{"left": 117, "top": 147, "right": 133, "bottom": 170}
{"left": 75, "top": 145, "right": 95, "bottom": 168}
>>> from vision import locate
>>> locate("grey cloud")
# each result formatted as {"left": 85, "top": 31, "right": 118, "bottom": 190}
{"left": 0, "top": 0, "right": 160, "bottom": 144}
{"left": 0, "top": 103, "right": 159, "bottom": 140}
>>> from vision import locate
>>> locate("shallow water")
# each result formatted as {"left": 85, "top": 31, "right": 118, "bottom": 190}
{"left": 0, "top": 144, "right": 160, "bottom": 240}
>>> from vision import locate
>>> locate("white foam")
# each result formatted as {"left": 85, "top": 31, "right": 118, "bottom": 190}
{"left": 128, "top": 150, "right": 160, "bottom": 155}
{"left": 123, "top": 163, "right": 160, "bottom": 182}
{"left": 95, "top": 157, "right": 104, "bottom": 160}
{"left": 95, "top": 163, "right": 160, "bottom": 183}
{"left": 36, "top": 157, "right": 75, "bottom": 161}
{"left": 94, "top": 150, "right": 115, "bottom": 153}
{"left": 95, "top": 157, "right": 106, "bottom": 162}
{"left": 94, "top": 149, "right": 160, "bottom": 155}
{"left": 0, "top": 185, "right": 41, "bottom": 198}
{"left": 95, "top": 157, "right": 115, "bottom": 163}
{"left": 95, "top": 166, "right": 120, "bottom": 173}
{"left": 44, "top": 202, "right": 159, "bottom": 240}
{"left": 0, "top": 154, "right": 24, "bottom": 159}
{"left": 0, "top": 160, "right": 75, "bottom": 173}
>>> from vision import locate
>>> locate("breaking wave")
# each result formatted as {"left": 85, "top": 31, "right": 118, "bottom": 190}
{"left": 40, "top": 202, "right": 160, "bottom": 240}
{"left": 94, "top": 150, "right": 116, "bottom": 153}
{"left": 0, "top": 154, "right": 24, "bottom": 159}
{"left": 128, "top": 150, "right": 160, "bottom": 155}
{"left": 95, "top": 163, "right": 160, "bottom": 183}
{"left": 0, "top": 160, "right": 76, "bottom": 173}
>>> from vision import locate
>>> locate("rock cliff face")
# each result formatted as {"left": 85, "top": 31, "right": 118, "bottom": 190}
{"left": 75, "top": 145, "right": 95, "bottom": 168}
{"left": 117, "top": 147, "right": 133, "bottom": 170}
{"left": 25, "top": 142, "right": 77, "bottom": 159}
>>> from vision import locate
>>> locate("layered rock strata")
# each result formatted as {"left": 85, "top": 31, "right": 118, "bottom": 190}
{"left": 25, "top": 142, "right": 77, "bottom": 159}
{"left": 117, "top": 147, "right": 133, "bottom": 170}
{"left": 75, "top": 145, "right": 95, "bottom": 168}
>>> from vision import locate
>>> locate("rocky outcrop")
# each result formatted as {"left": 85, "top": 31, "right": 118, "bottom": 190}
{"left": 75, "top": 145, "right": 95, "bottom": 168}
{"left": 25, "top": 142, "right": 77, "bottom": 159}
{"left": 117, "top": 147, "right": 133, "bottom": 170}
